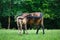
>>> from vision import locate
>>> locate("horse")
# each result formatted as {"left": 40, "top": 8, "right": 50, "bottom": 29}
{"left": 16, "top": 12, "right": 45, "bottom": 34}
{"left": 16, "top": 13, "right": 29, "bottom": 34}
{"left": 27, "top": 12, "right": 45, "bottom": 34}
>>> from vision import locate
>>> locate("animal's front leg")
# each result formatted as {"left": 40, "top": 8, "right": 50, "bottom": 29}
{"left": 23, "top": 25, "right": 25, "bottom": 34}
{"left": 25, "top": 24, "right": 28, "bottom": 34}
{"left": 36, "top": 25, "right": 40, "bottom": 34}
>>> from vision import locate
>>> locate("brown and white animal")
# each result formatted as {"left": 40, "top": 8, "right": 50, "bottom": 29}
{"left": 16, "top": 12, "right": 45, "bottom": 34}
{"left": 16, "top": 13, "right": 29, "bottom": 34}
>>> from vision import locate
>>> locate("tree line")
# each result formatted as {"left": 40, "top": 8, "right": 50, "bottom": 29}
{"left": 0, "top": 0, "right": 60, "bottom": 29}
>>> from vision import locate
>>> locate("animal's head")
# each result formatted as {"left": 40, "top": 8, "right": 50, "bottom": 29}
{"left": 22, "top": 13, "right": 29, "bottom": 17}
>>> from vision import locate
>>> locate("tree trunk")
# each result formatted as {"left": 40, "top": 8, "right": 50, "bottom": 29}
{"left": 8, "top": 16, "right": 10, "bottom": 29}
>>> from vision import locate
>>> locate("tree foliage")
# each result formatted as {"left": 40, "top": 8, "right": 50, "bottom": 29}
{"left": 0, "top": 0, "right": 60, "bottom": 29}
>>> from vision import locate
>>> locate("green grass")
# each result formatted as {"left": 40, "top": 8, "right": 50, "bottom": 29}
{"left": 0, "top": 29, "right": 60, "bottom": 40}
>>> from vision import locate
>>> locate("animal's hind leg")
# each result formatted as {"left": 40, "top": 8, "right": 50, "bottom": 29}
{"left": 19, "top": 21, "right": 22, "bottom": 34}
{"left": 41, "top": 18, "right": 45, "bottom": 34}
{"left": 17, "top": 23, "right": 20, "bottom": 33}
{"left": 17, "top": 21, "right": 20, "bottom": 33}
{"left": 42, "top": 25, "right": 45, "bottom": 34}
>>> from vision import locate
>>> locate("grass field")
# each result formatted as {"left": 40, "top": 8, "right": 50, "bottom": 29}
{"left": 0, "top": 29, "right": 60, "bottom": 40}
